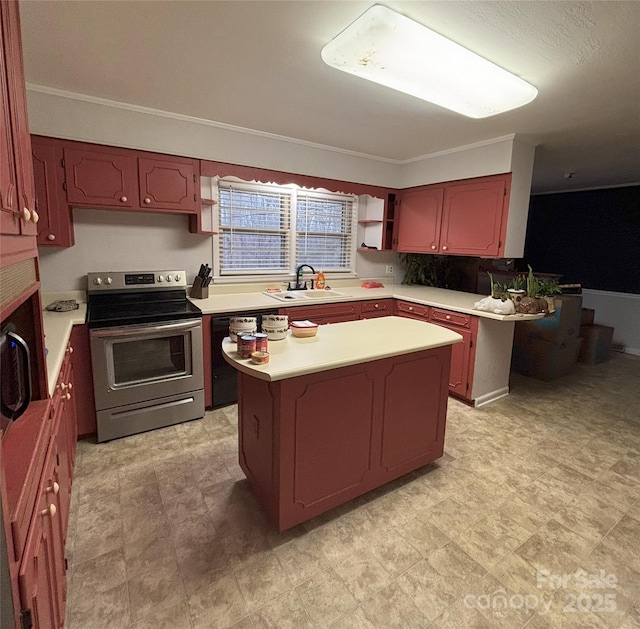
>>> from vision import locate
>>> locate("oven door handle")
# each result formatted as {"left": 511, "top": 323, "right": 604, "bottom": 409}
{"left": 90, "top": 319, "right": 202, "bottom": 339}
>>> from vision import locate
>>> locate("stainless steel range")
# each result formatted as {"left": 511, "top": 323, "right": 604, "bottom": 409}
{"left": 87, "top": 270, "right": 204, "bottom": 442}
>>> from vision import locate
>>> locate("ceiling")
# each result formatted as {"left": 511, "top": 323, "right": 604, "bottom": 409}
{"left": 18, "top": 1, "right": 640, "bottom": 194}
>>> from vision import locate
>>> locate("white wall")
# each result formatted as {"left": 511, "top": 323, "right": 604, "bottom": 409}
{"left": 38, "top": 208, "right": 403, "bottom": 292}
{"left": 27, "top": 87, "right": 402, "bottom": 189}
{"left": 581, "top": 289, "right": 640, "bottom": 356}
{"left": 38, "top": 209, "right": 211, "bottom": 291}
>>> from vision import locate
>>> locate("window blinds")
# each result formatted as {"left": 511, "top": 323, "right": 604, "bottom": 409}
{"left": 296, "top": 192, "right": 354, "bottom": 272}
{"left": 218, "top": 181, "right": 291, "bottom": 274}
{"left": 216, "top": 179, "right": 355, "bottom": 276}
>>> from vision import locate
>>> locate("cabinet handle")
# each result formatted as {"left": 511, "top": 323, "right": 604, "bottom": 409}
{"left": 66, "top": 346, "right": 74, "bottom": 354}
{"left": 66, "top": 392, "right": 71, "bottom": 401}
{"left": 408, "top": 306, "right": 413, "bottom": 311}
{"left": 144, "top": 197, "right": 151, "bottom": 204}
{"left": 31, "top": 210, "right": 39, "bottom": 223}
{"left": 374, "top": 304, "right": 379, "bottom": 309}
{"left": 68, "top": 382, "right": 73, "bottom": 390}
{"left": 46, "top": 482, "right": 60, "bottom": 495}
{"left": 442, "top": 245, "right": 448, "bottom": 251}
{"left": 60, "top": 382, "right": 68, "bottom": 390}
{"left": 119, "top": 196, "right": 128, "bottom": 203}
{"left": 446, "top": 315, "right": 451, "bottom": 320}
{"left": 47, "top": 234, "right": 56, "bottom": 241}
{"left": 41, "top": 504, "right": 57, "bottom": 518}
{"left": 431, "top": 245, "right": 437, "bottom": 250}
{"left": 21, "top": 207, "right": 31, "bottom": 222}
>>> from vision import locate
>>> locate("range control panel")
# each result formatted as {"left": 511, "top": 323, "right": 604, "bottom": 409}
{"left": 87, "top": 270, "right": 187, "bottom": 292}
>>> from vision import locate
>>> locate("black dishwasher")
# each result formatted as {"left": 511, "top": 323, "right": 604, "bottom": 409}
{"left": 211, "top": 310, "right": 278, "bottom": 408}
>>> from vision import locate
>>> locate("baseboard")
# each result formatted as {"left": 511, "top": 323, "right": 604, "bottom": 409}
{"left": 473, "top": 387, "right": 510, "bottom": 408}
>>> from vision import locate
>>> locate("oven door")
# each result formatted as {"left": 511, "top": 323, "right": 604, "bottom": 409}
{"left": 90, "top": 318, "right": 204, "bottom": 411}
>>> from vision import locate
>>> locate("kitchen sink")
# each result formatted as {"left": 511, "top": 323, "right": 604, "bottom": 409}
{"left": 263, "top": 289, "right": 351, "bottom": 302}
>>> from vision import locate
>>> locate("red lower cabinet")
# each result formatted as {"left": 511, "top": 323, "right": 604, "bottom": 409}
{"left": 429, "top": 308, "right": 478, "bottom": 402}
{"left": 395, "top": 300, "right": 479, "bottom": 403}
{"left": 18, "top": 441, "right": 66, "bottom": 629}
{"left": 237, "top": 345, "right": 451, "bottom": 531}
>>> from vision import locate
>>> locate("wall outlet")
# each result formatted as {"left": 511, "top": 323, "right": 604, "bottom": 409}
{"left": 385, "top": 265, "right": 394, "bottom": 275}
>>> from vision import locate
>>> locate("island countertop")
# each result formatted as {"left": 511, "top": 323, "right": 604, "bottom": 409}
{"left": 222, "top": 315, "right": 462, "bottom": 382}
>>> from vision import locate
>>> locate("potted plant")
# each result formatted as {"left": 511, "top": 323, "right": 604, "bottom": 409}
{"left": 507, "top": 274, "right": 526, "bottom": 307}
{"left": 487, "top": 272, "right": 508, "bottom": 300}
{"left": 538, "top": 279, "right": 562, "bottom": 313}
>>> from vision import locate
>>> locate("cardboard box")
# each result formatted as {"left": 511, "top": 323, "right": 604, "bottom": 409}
{"left": 512, "top": 336, "right": 582, "bottom": 381}
{"left": 581, "top": 308, "right": 595, "bottom": 326}
{"left": 514, "top": 295, "right": 583, "bottom": 342}
{"left": 579, "top": 324, "right": 614, "bottom": 364}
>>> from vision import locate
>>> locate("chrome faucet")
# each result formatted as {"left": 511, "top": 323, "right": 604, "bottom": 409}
{"left": 289, "top": 264, "right": 316, "bottom": 290}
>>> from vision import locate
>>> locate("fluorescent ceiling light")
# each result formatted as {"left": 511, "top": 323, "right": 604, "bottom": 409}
{"left": 321, "top": 4, "right": 538, "bottom": 119}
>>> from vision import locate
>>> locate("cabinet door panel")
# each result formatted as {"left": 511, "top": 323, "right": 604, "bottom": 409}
{"left": 441, "top": 178, "right": 507, "bottom": 256}
{"left": 64, "top": 147, "right": 136, "bottom": 208}
{"left": 1, "top": 0, "right": 36, "bottom": 234}
{"left": 396, "top": 186, "right": 444, "bottom": 253}
{"left": 138, "top": 157, "right": 196, "bottom": 212}
{"left": 446, "top": 328, "right": 471, "bottom": 395}
{"left": 0, "top": 43, "right": 19, "bottom": 234}
{"left": 32, "top": 138, "right": 74, "bottom": 247}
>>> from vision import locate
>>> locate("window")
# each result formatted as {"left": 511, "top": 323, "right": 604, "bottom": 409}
{"left": 215, "top": 178, "right": 356, "bottom": 278}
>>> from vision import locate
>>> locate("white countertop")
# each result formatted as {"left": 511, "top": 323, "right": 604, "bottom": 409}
{"left": 191, "top": 284, "right": 543, "bottom": 322}
{"left": 222, "top": 316, "right": 462, "bottom": 382}
{"left": 42, "top": 305, "right": 87, "bottom": 396}
{"left": 39, "top": 283, "right": 540, "bottom": 395}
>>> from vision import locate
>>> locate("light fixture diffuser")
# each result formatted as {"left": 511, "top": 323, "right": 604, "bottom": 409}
{"left": 321, "top": 5, "right": 538, "bottom": 118}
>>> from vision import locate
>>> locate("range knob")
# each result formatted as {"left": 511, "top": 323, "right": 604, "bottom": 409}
{"left": 157, "top": 275, "right": 165, "bottom": 282}
{"left": 105, "top": 277, "right": 113, "bottom": 285}
{"left": 93, "top": 277, "right": 103, "bottom": 285}
{"left": 174, "top": 275, "right": 181, "bottom": 282}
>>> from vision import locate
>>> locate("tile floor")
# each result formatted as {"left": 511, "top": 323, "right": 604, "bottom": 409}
{"left": 65, "top": 353, "right": 640, "bottom": 628}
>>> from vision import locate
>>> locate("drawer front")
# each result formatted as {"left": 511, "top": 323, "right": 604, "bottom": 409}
{"left": 430, "top": 308, "right": 471, "bottom": 329}
{"left": 360, "top": 299, "right": 393, "bottom": 318}
{"left": 395, "top": 300, "right": 429, "bottom": 321}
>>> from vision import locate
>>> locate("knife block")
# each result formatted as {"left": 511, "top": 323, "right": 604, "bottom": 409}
{"left": 189, "top": 276, "right": 209, "bottom": 299}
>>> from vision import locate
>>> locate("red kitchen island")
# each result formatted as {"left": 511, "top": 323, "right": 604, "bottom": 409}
{"left": 222, "top": 316, "right": 462, "bottom": 531}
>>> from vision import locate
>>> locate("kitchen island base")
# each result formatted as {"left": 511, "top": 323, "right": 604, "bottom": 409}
{"left": 237, "top": 345, "right": 451, "bottom": 531}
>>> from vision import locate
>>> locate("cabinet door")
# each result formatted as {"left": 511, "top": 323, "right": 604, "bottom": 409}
{"left": 70, "top": 324, "right": 97, "bottom": 438}
{"left": 32, "top": 137, "right": 74, "bottom": 247}
{"left": 0, "top": 37, "right": 19, "bottom": 235}
{"left": 64, "top": 146, "right": 137, "bottom": 208}
{"left": 445, "top": 327, "right": 471, "bottom": 395}
{"left": 138, "top": 157, "right": 197, "bottom": 212}
{"left": 396, "top": 186, "right": 444, "bottom": 253}
{"left": 1, "top": 0, "right": 36, "bottom": 235}
{"left": 440, "top": 176, "right": 508, "bottom": 256}
{"left": 429, "top": 309, "right": 478, "bottom": 400}
{"left": 19, "top": 446, "right": 66, "bottom": 629}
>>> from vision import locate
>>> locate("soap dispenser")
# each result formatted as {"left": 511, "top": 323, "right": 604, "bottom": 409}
{"left": 315, "top": 271, "right": 326, "bottom": 290}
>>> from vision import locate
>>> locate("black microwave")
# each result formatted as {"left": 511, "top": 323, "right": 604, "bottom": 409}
{"left": 0, "top": 323, "right": 32, "bottom": 431}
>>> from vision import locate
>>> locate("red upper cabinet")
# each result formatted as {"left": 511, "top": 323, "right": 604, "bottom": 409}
{"left": 31, "top": 136, "right": 74, "bottom": 247}
{"left": 63, "top": 142, "right": 198, "bottom": 214}
{"left": 440, "top": 176, "right": 509, "bottom": 257}
{"left": 397, "top": 174, "right": 511, "bottom": 258}
{"left": 1, "top": 0, "right": 37, "bottom": 238}
{"left": 138, "top": 157, "right": 197, "bottom": 212}
{"left": 64, "top": 146, "right": 137, "bottom": 209}
{"left": 396, "top": 186, "right": 444, "bottom": 253}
